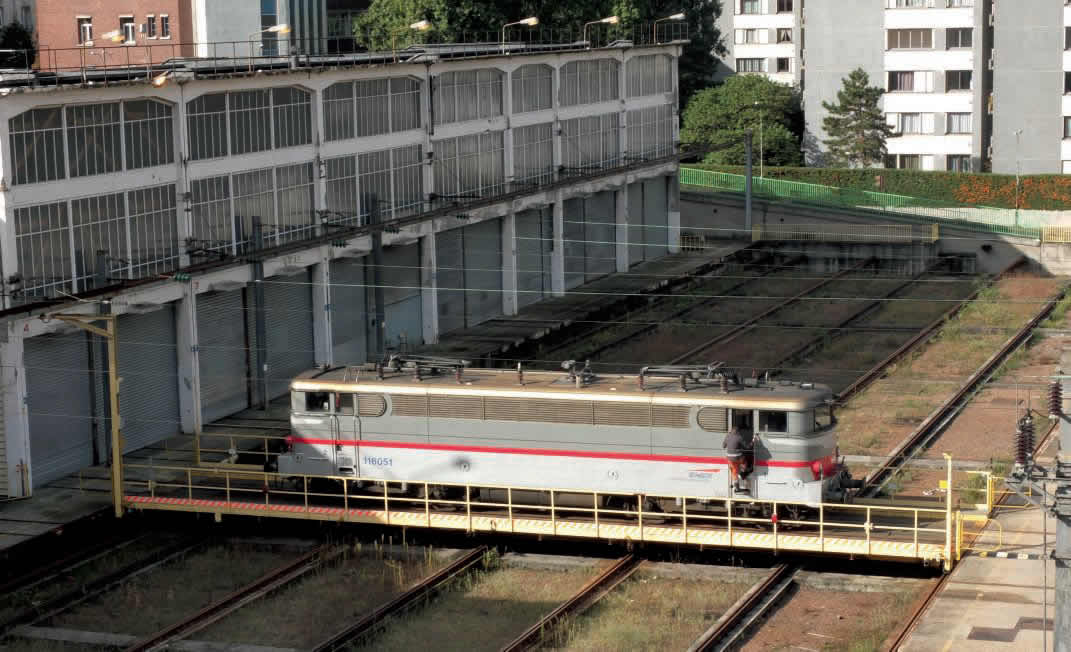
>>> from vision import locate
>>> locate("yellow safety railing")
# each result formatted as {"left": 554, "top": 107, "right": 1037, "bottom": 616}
{"left": 1043, "top": 226, "right": 1071, "bottom": 244}
{"left": 193, "top": 431, "right": 288, "bottom": 469}
{"left": 956, "top": 512, "right": 1003, "bottom": 560}
{"left": 120, "top": 462, "right": 954, "bottom": 567}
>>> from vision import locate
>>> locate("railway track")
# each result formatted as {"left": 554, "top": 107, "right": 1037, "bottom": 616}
{"left": 0, "top": 535, "right": 208, "bottom": 640}
{"left": 498, "top": 554, "right": 641, "bottom": 651}
{"left": 310, "top": 545, "right": 489, "bottom": 652}
{"left": 860, "top": 281, "right": 1069, "bottom": 497}
{"left": 837, "top": 257, "right": 1026, "bottom": 404}
{"left": 668, "top": 258, "right": 877, "bottom": 365}
{"left": 687, "top": 563, "right": 797, "bottom": 652}
{"left": 124, "top": 543, "right": 333, "bottom": 652}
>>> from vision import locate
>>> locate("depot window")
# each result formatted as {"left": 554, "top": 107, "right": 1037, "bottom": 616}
{"left": 758, "top": 410, "right": 788, "bottom": 433}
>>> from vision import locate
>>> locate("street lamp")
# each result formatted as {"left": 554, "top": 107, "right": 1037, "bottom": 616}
{"left": 653, "top": 12, "right": 685, "bottom": 44}
{"left": 393, "top": 20, "right": 432, "bottom": 61}
{"left": 583, "top": 15, "right": 619, "bottom": 45}
{"left": 1014, "top": 128, "right": 1023, "bottom": 222}
{"left": 501, "top": 17, "right": 539, "bottom": 51}
{"left": 754, "top": 101, "right": 764, "bottom": 179}
{"left": 250, "top": 24, "right": 291, "bottom": 55}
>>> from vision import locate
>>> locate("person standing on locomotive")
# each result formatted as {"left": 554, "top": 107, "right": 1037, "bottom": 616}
{"left": 723, "top": 425, "right": 754, "bottom": 493}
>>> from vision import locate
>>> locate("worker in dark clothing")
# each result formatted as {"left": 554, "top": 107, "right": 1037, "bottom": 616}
{"left": 723, "top": 426, "right": 751, "bottom": 493}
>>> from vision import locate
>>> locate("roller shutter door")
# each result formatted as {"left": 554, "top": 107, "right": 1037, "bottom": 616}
{"left": 464, "top": 218, "right": 502, "bottom": 327}
{"left": 644, "top": 177, "right": 668, "bottom": 259}
{"left": 264, "top": 271, "right": 316, "bottom": 398}
{"left": 563, "top": 198, "right": 586, "bottom": 289}
{"left": 119, "top": 306, "right": 180, "bottom": 453}
{"left": 515, "top": 209, "right": 550, "bottom": 309}
{"left": 0, "top": 386, "right": 6, "bottom": 495}
{"left": 26, "top": 332, "right": 95, "bottom": 486}
{"left": 628, "top": 183, "right": 645, "bottom": 266}
{"left": 198, "top": 289, "right": 251, "bottom": 423}
{"left": 378, "top": 243, "right": 423, "bottom": 355}
{"left": 330, "top": 258, "right": 368, "bottom": 365}
{"left": 584, "top": 191, "right": 616, "bottom": 280}
{"left": 436, "top": 227, "right": 465, "bottom": 335}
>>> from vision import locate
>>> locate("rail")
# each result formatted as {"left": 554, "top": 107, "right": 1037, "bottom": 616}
{"left": 679, "top": 168, "right": 1043, "bottom": 241}
{"left": 310, "top": 546, "right": 489, "bottom": 651}
{"left": 687, "top": 563, "right": 797, "bottom": 652}
{"left": 500, "top": 554, "right": 641, "bottom": 651}
{"left": 836, "top": 257, "right": 1027, "bottom": 404}
{"left": 861, "top": 283, "right": 1069, "bottom": 497}
{"left": 120, "top": 464, "right": 954, "bottom": 567}
{"left": 125, "top": 543, "right": 332, "bottom": 652}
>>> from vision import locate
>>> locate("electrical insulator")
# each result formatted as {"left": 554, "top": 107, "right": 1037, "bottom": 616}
{"left": 1049, "top": 381, "right": 1063, "bottom": 419}
{"left": 1015, "top": 415, "right": 1036, "bottom": 467}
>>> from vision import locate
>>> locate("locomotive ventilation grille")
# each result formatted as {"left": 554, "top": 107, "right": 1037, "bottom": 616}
{"left": 696, "top": 407, "right": 728, "bottom": 432}
{"left": 376, "top": 393, "right": 691, "bottom": 428}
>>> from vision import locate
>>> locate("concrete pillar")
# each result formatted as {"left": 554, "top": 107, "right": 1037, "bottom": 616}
{"left": 0, "top": 199, "right": 17, "bottom": 311}
{"left": 615, "top": 187, "right": 629, "bottom": 272}
{"left": 502, "top": 213, "right": 519, "bottom": 316}
{"left": 503, "top": 68, "right": 515, "bottom": 187}
{"left": 172, "top": 85, "right": 192, "bottom": 270}
{"left": 0, "top": 324, "right": 29, "bottom": 496}
{"left": 551, "top": 195, "right": 566, "bottom": 296}
{"left": 175, "top": 285, "right": 202, "bottom": 434}
{"left": 668, "top": 174, "right": 681, "bottom": 254}
{"left": 311, "top": 250, "right": 333, "bottom": 367}
{"left": 421, "top": 233, "right": 439, "bottom": 344}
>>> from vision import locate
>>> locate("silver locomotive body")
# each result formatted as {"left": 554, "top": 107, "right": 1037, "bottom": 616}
{"left": 278, "top": 363, "right": 856, "bottom": 505}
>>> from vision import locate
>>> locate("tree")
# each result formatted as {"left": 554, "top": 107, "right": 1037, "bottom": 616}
{"left": 355, "top": 0, "right": 723, "bottom": 108}
{"left": 680, "top": 74, "right": 804, "bottom": 166}
{"left": 0, "top": 22, "right": 34, "bottom": 69}
{"left": 821, "top": 68, "right": 891, "bottom": 168}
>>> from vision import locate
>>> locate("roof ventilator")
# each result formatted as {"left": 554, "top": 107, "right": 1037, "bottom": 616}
{"left": 562, "top": 359, "right": 596, "bottom": 388}
{"left": 637, "top": 363, "right": 739, "bottom": 392}
{"left": 383, "top": 355, "right": 472, "bottom": 383}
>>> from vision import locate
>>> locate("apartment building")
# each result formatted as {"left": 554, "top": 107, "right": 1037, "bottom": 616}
{"left": 715, "top": 0, "right": 802, "bottom": 86}
{"left": 0, "top": 1, "right": 34, "bottom": 29}
{"left": 718, "top": 0, "right": 1071, "bottom": 175}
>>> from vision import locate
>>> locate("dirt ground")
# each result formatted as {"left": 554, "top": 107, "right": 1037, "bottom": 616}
{"left": 552, "top": 574, "right": 750, "bottom": 651}
{"left": 741, "top": 586, "right": 923, "bottom": 652}
{"left": 837, "top": 275, "right": 1065, "bottom": 459}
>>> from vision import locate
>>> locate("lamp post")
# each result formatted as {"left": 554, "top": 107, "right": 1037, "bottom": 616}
{"left": 393, "top": 20, "right": 432, "bottom": 62}
{"left": 1014, "top": 128, "right": 1023, "bottom": 225}
{"left": 754, "top": 101, "right": 764, "bottom": 179}
{"left": 583, "top": 15, "right": 619, "bottom": 46}
{"left": 652, "top": 12, "right": 685, "bottom": 44}
{"left": 250, "top": 24, "right": 291, "bottom": 56}
{"left": 501, "top": 17, "right": 539, "bottom": 52}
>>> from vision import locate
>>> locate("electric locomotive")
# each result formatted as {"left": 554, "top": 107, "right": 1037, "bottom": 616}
{"left": 277, "top": 356, "right": 862, "bottom": 507}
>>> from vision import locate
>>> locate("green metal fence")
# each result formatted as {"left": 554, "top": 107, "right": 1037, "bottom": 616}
{"left": 679, "top": 167, "right": 1043, "bottom": 240}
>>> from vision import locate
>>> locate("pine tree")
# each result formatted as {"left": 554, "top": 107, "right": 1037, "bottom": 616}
{"left": 821, "top": 68, "right": 891, "bottom": 168}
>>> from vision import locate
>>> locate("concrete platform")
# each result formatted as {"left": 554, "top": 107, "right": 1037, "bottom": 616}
{"left": 902, "top": 505, "right": 1056, "bottom": 651}
{"left": 0, "top": 486, "right": 112, "bottom": 552}
{"left": 420, "top": 244, "right": 748, "bottom": 360}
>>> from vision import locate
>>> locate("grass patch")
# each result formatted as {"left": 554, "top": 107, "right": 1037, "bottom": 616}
{"left": 831, "top": 591, "right": 919, "bottom": 652}
{"left": 1041, "top": 292, "right": 1071, "bottom": 328}
{"left": 548, "top": 574, "right": 749, "bottom": 651}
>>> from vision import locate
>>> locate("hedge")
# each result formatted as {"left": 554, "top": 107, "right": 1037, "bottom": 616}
{"left": 687, "top": 164, "right": 1071, "bottom": 210}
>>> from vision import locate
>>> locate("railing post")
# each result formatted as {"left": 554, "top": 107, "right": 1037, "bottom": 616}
{"left": 819, "top": 503, "right": 825, "bottom": 553}
{"left": 681, "top": 498, "right": 688, "bottom": 544}
{"left": 466, "top": 485, "right": 472, "bottom": 532}
{"left": 637, "top": 495, "right": 644, "bottom": 541}
{"left": 425, "top": 483, "right": 431, "bottom": 528}
{"left": 508, "top": 487, "right": 514, "bottom": 533}
{"left": 594, "top": 493, "right": 599, "bottom": 538}
{"left": 384, "top": 482, "right": 391, "bottom": 526}
{"left": 550, "top": 490, "right": 557, "bottom": 536}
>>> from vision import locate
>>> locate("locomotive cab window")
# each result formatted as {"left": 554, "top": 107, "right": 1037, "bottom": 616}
{"left": 814, "top": 404, "right": 834, "bottom": 430}
{"left": 304, "top": 391, "right": 333, "bottom": 413}
{"left": 757, "top": 410, "right": 787, "bottom": 433}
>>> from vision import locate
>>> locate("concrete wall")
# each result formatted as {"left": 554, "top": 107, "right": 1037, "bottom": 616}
{"left": 801, "top": 0, "right": 884, "bottom": 166}
{"left": 193, "top": 0, "right": 290, "bottom": 58}
{"left": 990, "top": 1, "right": 1062, "bottom": 175}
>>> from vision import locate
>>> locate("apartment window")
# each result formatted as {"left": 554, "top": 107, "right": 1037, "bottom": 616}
{"left": 736, "top": 29, "right": 761, "bottom": 44}
{"left": 947, "top": 155, "right": 971, "bottom": 172}
{"left": 888, "top": 71, "right": 914, "bottom": 91}
{"left": 1064, "top": 117, "right": 1071, "bottom": 139}
{"left": 892, "top": 0, "right": 925, "bottom": 7}
{"left": 776, "top": 58, "right": 791, "bottom": 73}
{"left": 946, "top": 70, "right": 973, "bottom": 91}
{"left": 147, "top": 15, "right": 156, "bottom": 38}
{"left": 737, "top": 58, "right": 766, "bottom": 73}
{"left": 777, "top": 28, "right": 792, "bottom": 44}
{"left": 777, "top": 0, "right": 793, "bottom": 11}
{"left": 947, "top": 113, "right": 972, "bottom": 134}
{"left": 899, "top": 113, "right": 922, "bottom": 134}
{"left": 887, "top": 29, "right": 932, "bottom": 50}
{"left": 20, "top": 5, "right": 29, "bottom": 26}
{"left": 1064, "top": 161, "right": 1071, "bottom": 175}
{"left": 160, "top": 14, "right": 170, "bottom": 38}
{"left": 77, "top": 17, "right": 93, "bottom": 45}
{"left": 262, "top": 0, "right": 279, "bottom": 55}
{"left": 120, "top": 16, "right": 135, "bottom": 44}
{"left": 945, "top": 0, "right": 973, "bottom": 7}
{"left": 1066, "top": 72, "right": 1071, "bottom": 94}
{"left": 1, "top": 9, "right": 6, "bottom": 24}
{"left": 947, "top": 28, "right": 972, "bottom": 49}
{"left": 891, "top": 154, "right": 921, "bottom": 170}
{"left": 740, "top": 0, "right": 761, "bottom": 14}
